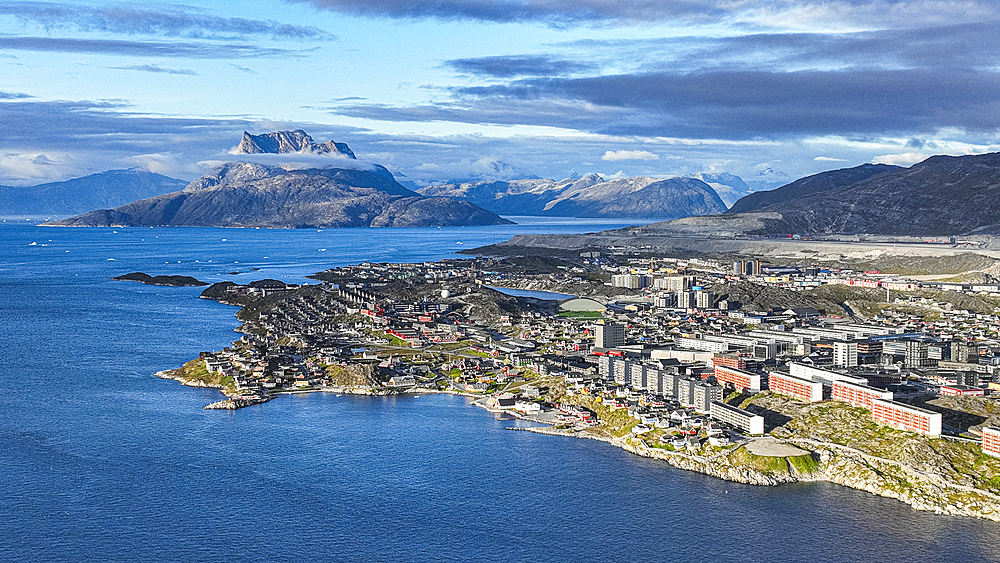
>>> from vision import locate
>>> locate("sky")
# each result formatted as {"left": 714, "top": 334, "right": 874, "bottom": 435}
{"left": 1, "top": 0, "right": 999, "bottom": 188}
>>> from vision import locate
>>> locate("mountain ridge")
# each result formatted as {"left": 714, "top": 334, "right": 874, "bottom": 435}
{"left": 726, "top": 163, "right": 903, "bottom": 215}
{"left": 0, "top": 169, "right": 187, "bottom": 217}
{"left": 418, "top": 174, "right": 728, "bottom": 219}
{"left": 730, "top": 153, "right": 1000, "bottom": 235}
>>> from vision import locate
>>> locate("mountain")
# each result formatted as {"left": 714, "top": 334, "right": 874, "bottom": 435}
{"left": 686, "top": 172, "right": 756, "bottom": 208}
{"left": 726, "top": 163, "right": 902, "bottom": 214}
{"left": 234, "top": 130, "right": 356, "bottom": 158}
{"left": 418, "top": 174, "right": 727, "bottom": 219}
{"left": 714, "top": 153, "right": 1000, "bottom": 235}
{"left": 46, "top": 133, "right": 511, "bottom": 229}
{"left": 0, "top": 169, "right": 187, "bottom": 217}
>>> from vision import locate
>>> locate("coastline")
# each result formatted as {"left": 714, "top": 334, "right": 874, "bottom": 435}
{"left": 155, "top": 359, "right": 1000, "bottom": 521}
{"left": 511, "top": 422, "right": 1000, "bottom": 521}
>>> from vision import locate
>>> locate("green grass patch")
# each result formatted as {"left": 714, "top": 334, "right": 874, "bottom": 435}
{"left": 557, "top": 311, "right": 604, "bottom": 318}
{"left": 787, "top": 454, "right": 821, "bottom": 474}
{"left": 175, "top": 358, "right": 235, "bottom": 394}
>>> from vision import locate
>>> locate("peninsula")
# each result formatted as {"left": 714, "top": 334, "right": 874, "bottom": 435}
{"left": 156, "top": 243, "right": 1000, "bottom": 522}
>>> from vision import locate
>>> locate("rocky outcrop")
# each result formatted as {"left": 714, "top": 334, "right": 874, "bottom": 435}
{"left": 419, "top": 174, "right": 727, "bottom": 219}
{"left": 154, "top": 369, "right": 222, "bottom": 390}
{"left": 234, "top": 129, "right": 356, "bottom": 158}
{"left": 519, "top": 426, "right": 1000, "bottom": 521}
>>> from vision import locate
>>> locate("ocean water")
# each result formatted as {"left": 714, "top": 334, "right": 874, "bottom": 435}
{"left": 2, "top": 220, "right": 1000, "bottom": 563}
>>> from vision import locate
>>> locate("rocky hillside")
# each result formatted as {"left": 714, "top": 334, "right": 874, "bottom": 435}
{"left": 726, "top": 163, "right": 902, "bottom": 214}
{"left": 418, "top": 174, "right": 727, "bottom": 219}
{"left": 0, "top": 169, "right": 186, "bottom": 217}
{"left": 45, "top": 133, "right": 511, "bottom": 229}
{"left": 726, "top": 153, "right": 1000, "bottom": 235}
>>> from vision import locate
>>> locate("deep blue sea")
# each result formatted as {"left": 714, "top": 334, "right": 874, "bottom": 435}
{"left": 2, "top": 218, "right": 999, "bottom": 562}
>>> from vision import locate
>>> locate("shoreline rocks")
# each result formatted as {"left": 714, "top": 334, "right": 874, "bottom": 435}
{"left": 514, "top": 425, "right": 1000, "bottom": 521}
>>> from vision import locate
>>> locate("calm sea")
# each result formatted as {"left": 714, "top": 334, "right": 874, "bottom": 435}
{"left": 2, "top": 219, "right": 999, "bottom": 562}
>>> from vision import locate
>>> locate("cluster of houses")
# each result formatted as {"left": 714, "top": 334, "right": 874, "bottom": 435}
{"left": 198, "top": 254, "right": 1000, "bottom": 458}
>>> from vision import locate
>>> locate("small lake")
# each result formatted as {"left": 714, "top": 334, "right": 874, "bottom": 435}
{"left": 487, "top": 286, "right": 577, "bottom": 300}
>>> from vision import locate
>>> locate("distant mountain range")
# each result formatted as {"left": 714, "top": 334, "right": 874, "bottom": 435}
{"left": 418, "top": 174, "right": 728, "bottom": 219}
{"left": 43, "top": 128, "right": 997, "bottom": 234}
{"left": 0, "top": 169, "right": 187, "bottom": 217}
{"left": 719, "top": 153, "right": 1000, "bottom": 235}
{"left": 47, "top": 132, "right": 510, "bottom": 228}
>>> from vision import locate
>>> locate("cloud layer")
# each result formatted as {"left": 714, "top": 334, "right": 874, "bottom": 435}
{"left": 293, "top": 0, "right": 998, "bottom": 28}
{"left": 0, "top": 2, "right": 332, "bottom": 40}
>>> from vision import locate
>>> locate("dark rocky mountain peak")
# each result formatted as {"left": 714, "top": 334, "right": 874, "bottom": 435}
{"left": 235, "top": 130, "right": 356, "bottom": 159}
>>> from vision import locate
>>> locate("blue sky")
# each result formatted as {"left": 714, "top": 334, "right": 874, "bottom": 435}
{"left": 1, "top": 0, "right": 998, "bottom": 187}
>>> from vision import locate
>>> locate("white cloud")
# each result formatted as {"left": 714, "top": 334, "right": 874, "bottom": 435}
{"left": 872, "top": 152, "right": 929, "bottom": 166}
{"left": 0, "top": 152, "right": 76, "bottom": 184}
{"left": 601, "top": 150, "right": 659, "bottom": 161}
{"left": 123, "top": 152, "right": 204, "bottom": 178}
{"left": 814, "top": 156, "right": 847, "bottom": 162}
{"left": 200, "top": 152, "right": 379, "bottom": 172}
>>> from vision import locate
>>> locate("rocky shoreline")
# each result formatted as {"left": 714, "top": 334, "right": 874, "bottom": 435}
{"left": 154, "top": 361, "right": 1000, "bottom": 521}
{"left": 512, "top": 425, "right": 1000, "bottom": 521}
{"left": 154, "top": 369, "right": 224, "bottom": 390}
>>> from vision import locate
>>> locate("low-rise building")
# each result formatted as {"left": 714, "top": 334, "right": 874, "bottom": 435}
{"left": 940, "top": 384, "right": 985, "bottom": 397}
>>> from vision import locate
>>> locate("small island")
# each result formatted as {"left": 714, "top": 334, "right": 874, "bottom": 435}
{"left": 113, "top": 272, "right": 209, "bottom": 287}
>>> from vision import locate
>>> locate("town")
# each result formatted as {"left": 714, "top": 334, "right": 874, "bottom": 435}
{"left": 161, "top": 250, "right": 1000, "bottom": 518}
